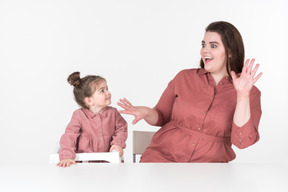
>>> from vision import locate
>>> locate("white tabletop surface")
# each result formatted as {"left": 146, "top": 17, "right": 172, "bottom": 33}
{"left": 1, "top": 163, "right": 287, "bottom": 192}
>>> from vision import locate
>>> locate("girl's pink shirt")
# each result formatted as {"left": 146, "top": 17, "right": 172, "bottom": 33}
{"left": 59, "top": 106, "right": 127, "bottom": 161}
{"left": 140, "top": 68, "right": 262, "bottom": 163}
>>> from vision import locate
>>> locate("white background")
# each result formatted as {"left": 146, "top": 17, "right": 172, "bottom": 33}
{"left": 0, "top": 0, "right": 287, "bottom": 164}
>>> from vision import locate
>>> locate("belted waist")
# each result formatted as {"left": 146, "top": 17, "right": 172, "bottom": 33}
{"left": 172, "top": 122, "right": 231, "bottom": 143}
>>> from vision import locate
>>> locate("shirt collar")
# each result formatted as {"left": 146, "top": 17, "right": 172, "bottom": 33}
{"left": 82, "top": 107, "right": 108, "bottom": 118}
{"left": 197, "top": 68, "right": 209, "bottom": 75}
{"left": 197, "top": 68, "right": 233, "bottom": 83}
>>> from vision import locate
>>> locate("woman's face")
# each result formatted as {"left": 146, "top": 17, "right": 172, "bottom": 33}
{"left": 200, "top": 31, "right": 228, "bottom": 76}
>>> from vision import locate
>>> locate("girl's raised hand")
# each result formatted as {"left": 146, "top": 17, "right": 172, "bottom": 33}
{"left": 57, "top": 159, "right": 76, "bottom": 167}
{"left": 117, "top": 98, "right": 146, "bottom": 125}
{"left": 231, "top": 59, "right": 263, "bottom": 97}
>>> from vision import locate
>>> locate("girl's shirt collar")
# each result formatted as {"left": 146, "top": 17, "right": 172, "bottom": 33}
{"left": 82, "top": 107, "right": 108, "bottom": 118}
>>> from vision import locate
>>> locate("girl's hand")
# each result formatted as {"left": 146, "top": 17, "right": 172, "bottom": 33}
{"left": 57, "top": 159, "right": 76, "bottom": 167}
{"left": 117, "top": 98, "right": 147, "bottom": 125}
{"left": 110, "top": 145, "right": 124, "bottom": 157}
{"left": 231, "top": 59, "right": 263, "bottom": 97}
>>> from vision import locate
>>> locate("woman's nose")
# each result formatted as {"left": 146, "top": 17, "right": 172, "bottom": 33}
{"left": 202, "top": 47, "right": 209, "bottom": 53}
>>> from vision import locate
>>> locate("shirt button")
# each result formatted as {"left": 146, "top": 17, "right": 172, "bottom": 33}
{"left": 239, "top": 138, "right": 242, "bottom": 143}
{"left": 219, "top": 82, "right": 223, "bottom": 85}
{"left": 202, "top": 111, "right": 206, "bottom": 114}
{"left": 198, "top": 127, "right": 201, "bottom": 131}
{"left": 185, "top": 159, "right": 188, "bottom": 162}
{"left": 239, "top": 132, "right": 242, "bottom": 135}
{"left": 192, "top": 143, "right": 195, "bottom": 146}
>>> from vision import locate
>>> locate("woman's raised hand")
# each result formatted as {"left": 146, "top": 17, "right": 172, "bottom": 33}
{"left": 117, "top": 98, "right": 147, "bottom": 125}
{"left": 231, "top": 59, "right": 263, "bottom": 97}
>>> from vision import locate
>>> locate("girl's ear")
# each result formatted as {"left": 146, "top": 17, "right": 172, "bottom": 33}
{"left": 85, "top": 97, "right": 93, "bottom": 107}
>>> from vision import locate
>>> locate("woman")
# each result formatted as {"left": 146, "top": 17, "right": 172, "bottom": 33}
{"left": 118, "top": 21, "right": 262, "bottom": 162}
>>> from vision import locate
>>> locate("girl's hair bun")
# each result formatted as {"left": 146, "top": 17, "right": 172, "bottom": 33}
{"left": 67, "top": 72, "right": 81, "bottom": 86}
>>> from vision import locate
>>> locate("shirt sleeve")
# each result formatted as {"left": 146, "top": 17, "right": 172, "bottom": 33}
{"left": 59, "top": 111, "right": 81, "bottom": 161}
{"left": 231, "top": 88, "right": 262, "bottom": 149}
{"left": 154, "top": 75, "right": 177, "bottom": 126}
{"left": 110, "top": 110, "right": 128, "bottom": 149}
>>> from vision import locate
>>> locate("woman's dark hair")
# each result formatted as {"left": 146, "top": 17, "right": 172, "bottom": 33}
{"left": 67, "top": 72, "right": 106, "bottom": 108}
{"left": 200, "top": 21, "right": 245, "bottom": 76}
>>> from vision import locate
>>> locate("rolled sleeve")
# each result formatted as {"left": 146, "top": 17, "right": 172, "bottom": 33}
{"left": 110, "top": 110, "right": 128, "bottom": 149}
{"left": 154, "top": 75, "right": 178, "bottom": 126}
{"left": 231, "top": 88, "right": 262, "bottom": 149}
{"left": 59, "top": 111, "right": 81, "bottom": 160}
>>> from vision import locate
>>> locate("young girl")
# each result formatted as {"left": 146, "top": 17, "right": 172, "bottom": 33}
{"left": 57, "top": 72, "right": 127, "bottom": 167}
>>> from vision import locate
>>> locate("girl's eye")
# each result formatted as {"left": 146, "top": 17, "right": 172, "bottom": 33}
{"left": 100, "top": 89, "right": 105, "bottom": 93}
{"left": 211, "top": 44, "right": 217, "bottom": 48}
{"left": 201, "top": 44, "right": 205, "bottom": 48}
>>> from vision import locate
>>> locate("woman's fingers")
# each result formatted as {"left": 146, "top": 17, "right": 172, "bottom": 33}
{"left": 122, "top": 98, "right": 132, "bottom": 106}
{"left": 118, "top": 110, "right": 134, "bottom": 115}
{"left": 132, "top": 117, "right": 141, "bottom": 125}
{"left": 247, "top": 58, "right": 255, "bottom": 74}
{"left": 251, "top": 63, "right": 260, "bottom": 77}
{"left": 230, "top": 71, "right": 237, "bottom": 81}
{"left": 243, "top": 59, "right": 250, "bottom": 73}
{"left": 253, "top": 72, "right": 263, "bottom": 84}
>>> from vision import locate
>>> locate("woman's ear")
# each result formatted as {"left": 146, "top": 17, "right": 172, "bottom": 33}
{"left": 228, "top": 50, "right": 232, "bottom": 58}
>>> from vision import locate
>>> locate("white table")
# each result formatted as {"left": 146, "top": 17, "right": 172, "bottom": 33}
{"left": 1, "top": 163, "right": 287, "bottom": 192}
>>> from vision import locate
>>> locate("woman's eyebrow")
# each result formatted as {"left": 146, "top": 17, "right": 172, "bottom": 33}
{"left": 209, "top": 41, "right": 219, "bottom": 44}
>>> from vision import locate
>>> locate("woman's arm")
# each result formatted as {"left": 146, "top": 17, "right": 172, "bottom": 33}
{"left": 231, "top": 59, "right": 262, "bottom": 149}
{"left": 231, "top": 59, "right": 262, "bottom": 126}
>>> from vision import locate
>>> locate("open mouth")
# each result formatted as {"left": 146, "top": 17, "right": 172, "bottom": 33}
{"left": 204, "top": 56, "right": 213, "bottom": 63}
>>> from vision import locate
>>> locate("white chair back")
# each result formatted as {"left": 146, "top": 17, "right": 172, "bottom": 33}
{"left": 50, "top": 152, "right": 121, "bottom": 163}
{"left": 133, "top": 130, "right": 156, "bottom": 163}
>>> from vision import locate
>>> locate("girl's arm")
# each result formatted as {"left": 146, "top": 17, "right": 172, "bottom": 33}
{"left": 58, "top": 110, "right": 81, "bottom": 162}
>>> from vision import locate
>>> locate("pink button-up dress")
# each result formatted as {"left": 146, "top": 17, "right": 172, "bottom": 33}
{"left": 59, "top": 106, "right": 127, "bottom": 161}
{"left": 140, "top": 68, "right": 262, "bottom": 163}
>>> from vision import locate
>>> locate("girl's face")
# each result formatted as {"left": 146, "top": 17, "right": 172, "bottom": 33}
{"left": 200, "top": 31, "right": 228, "bottom": 76}
{"left": 88, "top": 80, "right": 111, "bottom": 109}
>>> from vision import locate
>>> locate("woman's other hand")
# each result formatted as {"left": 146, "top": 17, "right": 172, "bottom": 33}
{"left": 117, "top": 98, "right": 147, "bottom": 125}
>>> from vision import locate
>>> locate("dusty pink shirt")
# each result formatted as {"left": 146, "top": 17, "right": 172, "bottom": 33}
{"left": 141, "top": 68, "right": 262, "bottom": 163}
{"left": 59, "top": 106, "right": 127, "bottom": 161}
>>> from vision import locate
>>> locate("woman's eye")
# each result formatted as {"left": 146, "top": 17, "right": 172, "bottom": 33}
{"left": 211, "top": 44, "right": 217, "bottom": 48}
{"left": 201, "top": 44, "right": 205, "bottom": 48}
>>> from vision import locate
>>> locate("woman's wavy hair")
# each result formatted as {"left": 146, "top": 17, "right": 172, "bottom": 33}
{"left": 200, "top": 21, "right": 245, "bottom": 77}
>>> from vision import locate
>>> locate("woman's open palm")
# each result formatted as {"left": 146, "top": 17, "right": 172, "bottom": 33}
{"left": 231, "top": 59, "right": 262, "bottom": 96}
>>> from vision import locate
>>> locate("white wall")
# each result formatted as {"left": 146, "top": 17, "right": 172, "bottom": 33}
{"left": 0, "top": 0, "right": 287, "bottom": 164}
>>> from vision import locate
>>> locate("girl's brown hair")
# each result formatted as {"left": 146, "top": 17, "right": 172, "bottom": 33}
{"left": 200, "top": 21, "right": 245, "bottom": 77}
{"left": 67, "top": 72, "right": 106, "bottom": 108}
